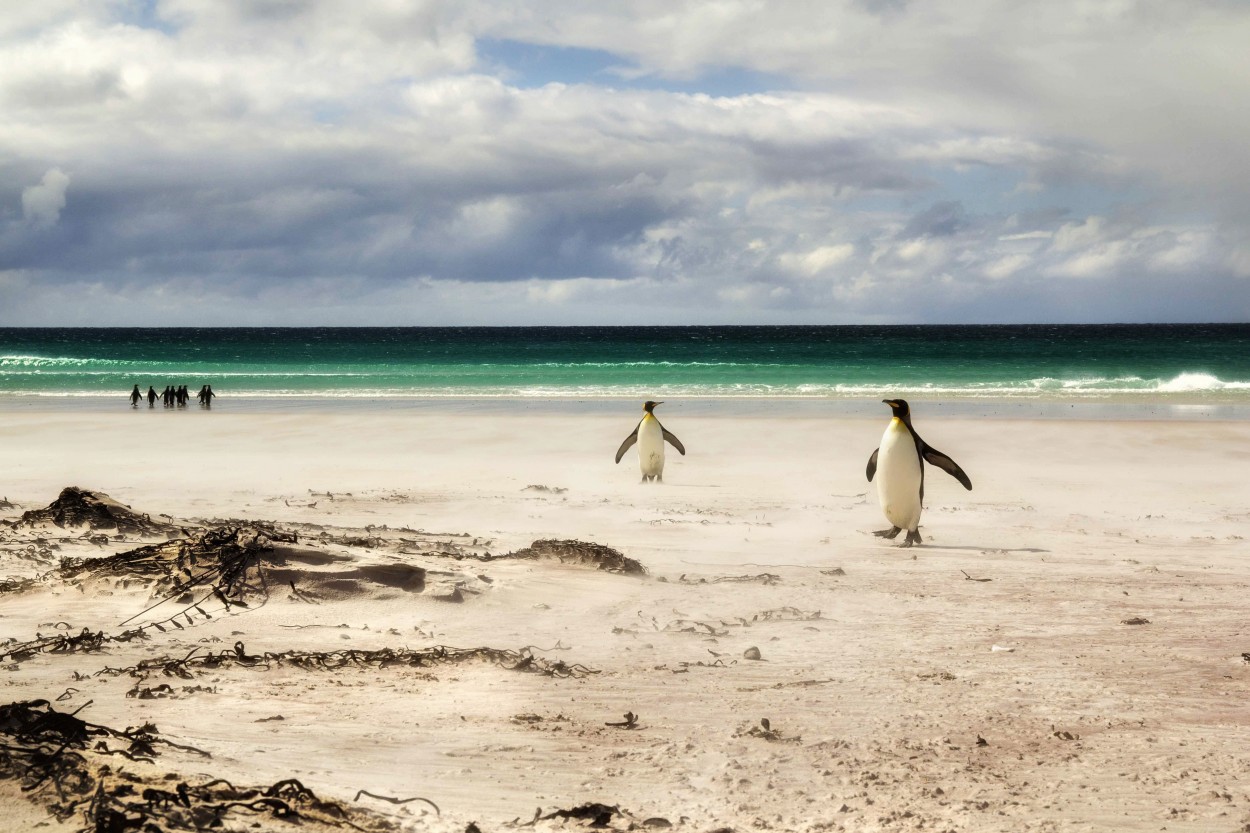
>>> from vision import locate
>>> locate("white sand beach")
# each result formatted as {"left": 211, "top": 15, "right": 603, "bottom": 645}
{"left": 3, "top": 405, "right": 1249, "bottom": 832}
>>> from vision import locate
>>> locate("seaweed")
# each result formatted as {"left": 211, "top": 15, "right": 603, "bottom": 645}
{"left": 93, "top": 641, "right": 599, "bottom": 682}
{"left": 9, "top": 488, "right": 175, "bottom": 537}
{"left": 1, "top": 527, "right": 316, "bottom": 665}
{"left": 0, "top": 700, "right": 393, "bottom": 832}
{"left": 425, "top": 539, "right": 645, "bottom": 575}
{"left": 59, "top": 525, "right": 294, "bottom": 604}
{"left": 0, "top": 575, "right": 36, "bottom": 594}
{"left": 80, "top": 526, "right": 295, "bottom": 631}
{"left": 0, "top": 624, "right": 150, "bottom": 665}
{"left": 677, "top": 573, "right": 780, "bottom": 585}
{"left": 637, "top": 606, "right": 822, "bottom": 638}
{"left": 502, "top": 540, "right": 645, "bottom": 575}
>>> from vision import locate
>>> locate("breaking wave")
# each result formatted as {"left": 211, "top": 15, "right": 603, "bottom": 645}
{"left": 1, "top": 349, "right": 1248, "bottom": 401}
{"left": 4, "top": 372, "right": 1248, "bottom": 400}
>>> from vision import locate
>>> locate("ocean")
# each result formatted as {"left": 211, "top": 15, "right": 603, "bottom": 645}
{"left": 1, "top": 325, "right": 1248, "bottom": 417}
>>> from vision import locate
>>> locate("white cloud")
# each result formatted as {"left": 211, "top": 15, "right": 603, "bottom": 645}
{"left": 21, "top": 168, "right": 70, "bottom": 228}
{"left": 983, "top": 253, "right": 1030, "bottom": 280}
{"left": 1146, "top": 230, "right": 1212, "bottom": 273}
{"left": 1047, "top": 244, "right": 1128, "bottom": 280}
{"left": 999, "top": 231, "right": 1052, "bottom": 242}
{"left": 1051, "top": 217, "right": 1106, "bottom": 253}
{"left": 780, "top": 243, "right": 855, "bottom": 277}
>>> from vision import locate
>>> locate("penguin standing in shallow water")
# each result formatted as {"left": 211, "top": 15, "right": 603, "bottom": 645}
{"left": 615, "top": 401, "right": 685, "bottom": 482}
{"left": 866, "top": 399, "right": 971, "bottom": 546}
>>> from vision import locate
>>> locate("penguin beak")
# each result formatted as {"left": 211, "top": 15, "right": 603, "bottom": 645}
{"left": 882, "top": 399, "right": 895, "bottom": 407}
{"left": 655, "top": 401, "right": 664, "bottom": 406}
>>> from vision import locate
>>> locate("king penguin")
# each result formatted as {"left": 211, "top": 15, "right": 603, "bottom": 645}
{"left": 865, "top": 398, "right": 971, "bottom": 546}
{"left": 615, "top": 400, "right": 685, "bottom": 483}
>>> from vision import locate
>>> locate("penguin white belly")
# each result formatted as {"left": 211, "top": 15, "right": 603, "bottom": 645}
{"left": 877, "top": 420, "right": 923, "bottom": 531}
{"left": 637, "top": 416, "right": 665, "bottom": 477}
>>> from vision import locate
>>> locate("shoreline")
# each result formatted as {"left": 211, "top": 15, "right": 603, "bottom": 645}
{"left": 1, "top": 392, "right": 1249, "bottom": 420}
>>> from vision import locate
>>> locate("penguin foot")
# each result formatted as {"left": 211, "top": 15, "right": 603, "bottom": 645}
{"left": 903, "top": 529, "right": 922, "bottom": 547}
{"left": 873, "top": 527, "right": 902, "bottom": 539}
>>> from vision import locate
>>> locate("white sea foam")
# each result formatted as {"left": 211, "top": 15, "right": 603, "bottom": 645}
{"left": 11, "top": 373, "right": 1249, "bottom": 401}
{"left": 2, "top": 360, "right": 1248, "bottom": 401}
{"left": 0, "top": 354, "right": 98, "bottom": 367}
{"left": 1157, "top": 371, "right": 1250, "bottom": 392}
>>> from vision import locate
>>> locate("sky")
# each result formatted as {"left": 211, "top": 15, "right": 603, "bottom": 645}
{"left": 2, "top": 0, "right": 1249, "bottom": 325}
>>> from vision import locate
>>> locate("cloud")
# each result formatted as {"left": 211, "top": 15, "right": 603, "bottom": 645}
{"left": 899, "top": 201, "right": 968, "bottom": 239}
{"left": 21, "top": 168, "right": 70, "bottom": 228}
{"left": 982, "top": 253, "right": 1029, "bottom": 280}
{"left": 0, "top": 1, "right": 1247, "bottom": 324}
{"left": 779, "top": 244, "right": 857, "bottom": 278}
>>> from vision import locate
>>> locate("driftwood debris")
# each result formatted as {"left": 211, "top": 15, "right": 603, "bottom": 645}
{"left": 11, "top": 487, "right": 175, "bottom": 536}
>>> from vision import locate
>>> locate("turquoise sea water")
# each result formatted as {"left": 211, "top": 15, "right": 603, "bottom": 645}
{"left": 0, "top": 326, "right": 1248, "bottom": 415}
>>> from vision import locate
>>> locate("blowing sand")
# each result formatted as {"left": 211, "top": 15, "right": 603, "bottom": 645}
{"left": 2, "top": 406, "right": 1249, "bottom": 832}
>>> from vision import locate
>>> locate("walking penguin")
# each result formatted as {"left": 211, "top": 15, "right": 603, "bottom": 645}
{"left": 615, "top": 401, "right": 685, "bottom": 483}
{"left": 866, "top": 399, "right": 971, "bottom": 546}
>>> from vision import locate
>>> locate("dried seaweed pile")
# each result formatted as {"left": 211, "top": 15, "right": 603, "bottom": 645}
{"left": 0, "top": 527, "right": 123, "bottom": 572}
{"left": 59, "top": 526, "right": 293, "bottom": 596}
{"left": 9, "top": 487, "right": 175, "bottom": 536}
{"left": 504, "top": 540, "right": 645, "bottom": 575}
{"left": 0, "top": 624, "right": 149, "bottom": 665}
{"left": 53, "top": 526, "right": 300, "bottom": 635}
{"left": 255, "top": 522, "right": 642, "bottom": 578}
{"left": 621, "top": 606, "right": 823, "bottom": 637}
{"left": 677, "top": 572, "right": 781, "bottom": 586}
{"left": 95, "top": 641, "right": 600, "bottom": 682}
{"left": 305, "top": 526, "right": 486, "bottom": 554}
{"left": 0, "top": 699, "right": 391, "bottom": 832}
{"left": 0, "top": 575, "right": 35, "bottom": 594}
{"left": 423, "top": 538, "right": 645, "bottom": 575}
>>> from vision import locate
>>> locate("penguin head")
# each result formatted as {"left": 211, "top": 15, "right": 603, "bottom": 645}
{"left": 643, "top": 400, "right": 663, "bottom": 413}
{"left": 882, "top": 398, "right": 911, "bottom": 419}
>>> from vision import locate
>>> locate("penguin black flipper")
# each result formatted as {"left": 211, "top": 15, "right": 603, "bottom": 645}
{"left": 866, "top": 448, "right": 879, "bottom": 481}
{"left": 661, "top": 427, "right": 686, "bottom": 455}
{"left": 921, "top": 446, "right": 972, "bottom": 490}
{"left": 615, "top": 422, "right": 641, "bottom": 464}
